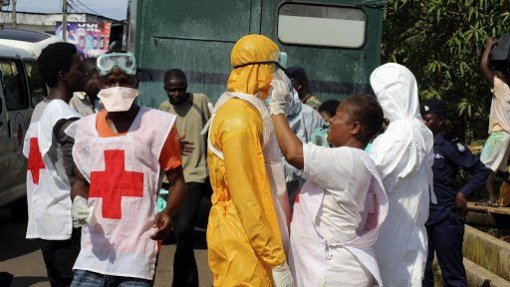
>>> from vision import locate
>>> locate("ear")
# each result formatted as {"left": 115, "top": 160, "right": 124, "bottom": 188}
{"left": 350, "top": 121, "right": 361, "bottom": 136}
{"left": 58, "top": 70, "right": 67, "bottom": 82}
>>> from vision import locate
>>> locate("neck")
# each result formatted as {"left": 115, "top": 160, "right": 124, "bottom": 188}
{"left": 107, "top": 104, "right": 140, "bottom": 122}
{"left": 342, "top": 138, "right": 365, "bottom": 149}
{"left": 47, "top": 84, "right": 72, "bottom": 103}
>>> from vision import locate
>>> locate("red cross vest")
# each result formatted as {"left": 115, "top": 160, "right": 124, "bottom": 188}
{"left": 23, "top": 99, "right": 81, "bottom": 240}
{"left": 65, "top": 107, "right": 176, "bottom": 280}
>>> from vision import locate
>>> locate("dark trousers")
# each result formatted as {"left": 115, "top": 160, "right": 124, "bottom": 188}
{"left": 39, "top": 227, "right": 81, "bottom": 287}
{"left": 172, "top": 182, "right": 209, "bottom": 287}
{"left": 423, "top": 212, "right": 467, "bottom": 287}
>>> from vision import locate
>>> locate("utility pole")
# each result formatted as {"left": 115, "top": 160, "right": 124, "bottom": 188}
{"left": 12, "top": 0, "right": 16, "bottom": 29}
{"left": 62, "top": 0, "right": 68, "bottom": 41}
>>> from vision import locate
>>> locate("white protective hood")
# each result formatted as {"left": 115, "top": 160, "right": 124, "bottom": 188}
{"left": 369, "top": 63, "right": 434, "bottom": 193}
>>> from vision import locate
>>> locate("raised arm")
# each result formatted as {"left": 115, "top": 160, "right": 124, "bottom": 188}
{"left": 481, "top": 37, "right": 498, "bottom": 85}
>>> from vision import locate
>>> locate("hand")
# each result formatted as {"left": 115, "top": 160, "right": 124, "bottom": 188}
{"left": 179, "top": 133, "right": 195, "bottom": 156}
{"left": 71, "top": 196, "right": 95, "bottom": 228}
{"left": 272, "top": 262, "right": 294, "bottom": 287}
{"left": 455, "top": 192, "right": 468, "bottom": 219}
{"left": 486, "top": 37, "right": 498, "bottom": 48}
{"left": 150, "top": 210, "right": 172, "bottom": 240}
{"left": 269, "top": 70, "right": 292, "bottom": 115}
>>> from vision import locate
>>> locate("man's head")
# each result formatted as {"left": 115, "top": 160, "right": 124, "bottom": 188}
{"left": 318, "top": 99, "right": 341, "bottom": 122}
{"left": 82, "top": 57, "right": 100, "bottom": 100}
{"left": 327, "top": 94, "right": 383, "bottom": 148}
{"left": 164, "top": 69, "right": 189, "bottom": 106}
{"left": 420, "top": 99, "right": 448, "bottom": 136}
{"left": 96, "top": 52, "right": 139, "bottom": 112}
{"left": 227, "top": 34, "right": 280, "bottom": 100}
{"left": 37, "top": 42, "right": 84, "bottom": 96}
{"left": 286, "top": 66, "right": 311, "bottom": 98}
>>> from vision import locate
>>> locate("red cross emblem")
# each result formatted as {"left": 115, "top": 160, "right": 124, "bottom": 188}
{"left": 27, "top": 137, "right": 45, "bottom": 185}
{"left": 90, "top": 150, "right": 144, "bottom": 219}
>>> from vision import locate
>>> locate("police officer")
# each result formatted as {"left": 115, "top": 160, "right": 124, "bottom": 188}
{"left": 421, "top": 99, "right": 489, "bottom": 287}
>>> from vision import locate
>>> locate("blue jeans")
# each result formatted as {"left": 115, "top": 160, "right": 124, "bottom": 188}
{"left": 71, "top": 270, "right": 153, "bottom": 287}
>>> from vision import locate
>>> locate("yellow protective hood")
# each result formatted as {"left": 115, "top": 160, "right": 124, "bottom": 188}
{"left": 227, "top": 34, "right": 280, "bottom": 100}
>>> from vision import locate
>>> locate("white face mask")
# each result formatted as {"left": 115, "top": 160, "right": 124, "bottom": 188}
{"left": 97, "top": 87, "right": 139, "bottom": 112}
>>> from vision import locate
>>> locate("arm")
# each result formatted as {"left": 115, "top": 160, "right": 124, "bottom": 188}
{"left": 221, "top": 116, "right": 286, "bottom": 267}
{"left": 151, "top": 125, "right": 186, "bottom": 240}
{"left": 481, "top": 37, "right": 498, "bottom": 85}
{"left": 272, "top": 113, "right": 304, "bottom": 170}
{"left": 71, "top": 168, "right": 89, "bottom": 200}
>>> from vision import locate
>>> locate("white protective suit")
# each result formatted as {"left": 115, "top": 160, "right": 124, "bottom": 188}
{"left": 369, "top": 63, "right": 435, "bottom": 287}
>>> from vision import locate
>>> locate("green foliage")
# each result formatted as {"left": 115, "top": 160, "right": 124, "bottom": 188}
{"left": 382, "top": 0, "right": 510, "bottom": 142}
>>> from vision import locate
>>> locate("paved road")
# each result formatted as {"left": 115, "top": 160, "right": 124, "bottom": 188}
{"left": 0, "top": 208, "right": 213, "bottom": 287}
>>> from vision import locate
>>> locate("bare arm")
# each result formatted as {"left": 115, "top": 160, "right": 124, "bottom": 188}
{"left": 271, "top": 113, "right": 304, "bottom": 170}
{"left": 150, "top": 166, "right": 186, "bottom": 240}
{"left": 71, "top": 168, "right": 89, "bottom": 200}
{"left": 481, "top": 37, "right": 498, "bottom": 85}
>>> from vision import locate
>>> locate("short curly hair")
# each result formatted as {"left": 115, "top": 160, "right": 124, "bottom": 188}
{"left": 37, "top": 42, "right": 77, "bottom": 88}
{"left": 343, "top": 93, "right": 384, "bottom": 145}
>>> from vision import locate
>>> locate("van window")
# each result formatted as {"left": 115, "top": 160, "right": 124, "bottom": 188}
{"left": 24, "top": 61, "right": 47, "bottom": 106}
{"left": 0, "top": 59, "right": 28, "bottom": 110}
{"left": 277, "top": 3, "right": 366, "bottom": 48}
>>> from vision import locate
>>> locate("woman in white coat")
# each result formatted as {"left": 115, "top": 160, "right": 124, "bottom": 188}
{"left": 270, "top": 74, "right": 389, "bottom": 287}
{"left": 369, "top": 63, "right": 435, "bottom": 287}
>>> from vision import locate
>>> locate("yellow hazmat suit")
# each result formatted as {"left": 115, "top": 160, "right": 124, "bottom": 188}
{"left": 207, "top": 35, "right": 286, "bottom": 286}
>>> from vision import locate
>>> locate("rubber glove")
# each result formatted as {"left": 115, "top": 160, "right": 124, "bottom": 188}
{"left": 71, "top": 195, "right": 95, "bottom": 228}
{"left": 269, "top": 70, "right": 292, "bottom": 115}
{"left": 272, "top": 262, "right": 294, "bottom": 287}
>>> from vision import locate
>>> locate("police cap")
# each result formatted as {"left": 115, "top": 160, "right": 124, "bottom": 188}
{"left": 420, "top": 99, "right": 448, "bottom": 116}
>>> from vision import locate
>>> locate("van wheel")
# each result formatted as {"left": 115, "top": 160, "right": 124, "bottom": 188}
{"left": 9, "top": 196, "right": 28, "bottom": 222}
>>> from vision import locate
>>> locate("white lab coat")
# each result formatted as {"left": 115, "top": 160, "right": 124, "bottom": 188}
{"left": 289, "top": 144, "right": 388, "bottom": 286}
{"left": 369, "top": 63, "right": 434, "bottom": 287}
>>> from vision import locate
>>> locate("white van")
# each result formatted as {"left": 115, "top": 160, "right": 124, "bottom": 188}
{"left": 0, "top": 28, "right": 62, "bottom": 56}
{"left": 0, "top": 44, "right": 47, "bottom": 218}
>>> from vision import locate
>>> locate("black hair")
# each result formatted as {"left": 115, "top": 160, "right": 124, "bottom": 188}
{"left": 318, "top": 99, "right": 341, "bottom": 117}
{"left": 287, "top": 66, "right": 311, "bottom": 93}
{"left": 164, "top": 69, "right": 187, "bottom": 83}
{"left": 37, "top": 42, "right": 77, "bottom": 88}
{"left": 343, "top": 93, "right": 384, "bottom": 145}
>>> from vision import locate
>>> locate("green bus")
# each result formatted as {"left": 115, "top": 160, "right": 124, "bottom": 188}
{"left": 128, "top": 0, "right": 386, "bottom": 107}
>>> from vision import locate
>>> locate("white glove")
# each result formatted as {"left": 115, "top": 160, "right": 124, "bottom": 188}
{"left": 269, "top": 70, "right": 292, "bottom": 115}
{"left": 272, "top": 262, "right": 294, "bottom": 287}
{"left": 71, "top": 196, "right": 95, "bottom": 228}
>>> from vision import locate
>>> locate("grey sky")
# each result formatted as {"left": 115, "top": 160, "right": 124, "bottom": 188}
{"left": 14, "top": 0, "right": 129, "bottom": 20}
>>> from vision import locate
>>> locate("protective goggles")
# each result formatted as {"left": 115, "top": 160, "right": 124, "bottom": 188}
{"left": 97, "top": 52, "right": 137, "bottom": 76}
{"left": 233, "top": 61, "right": 287, "bottom": 72}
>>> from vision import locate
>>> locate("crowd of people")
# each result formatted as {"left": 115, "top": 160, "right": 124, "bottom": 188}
{"left": 20, "top": 33, "right": 507, "bottom": 287}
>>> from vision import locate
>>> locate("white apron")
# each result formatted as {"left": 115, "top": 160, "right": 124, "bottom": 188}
{"left": 23, "top": 99, "right": 81, "bottom": 240}
{"left": 66, "top": 107, "right": 175, "bottom": 280}
{"left": 202, "top": 91, "right": 290, "bottom": 251}
{"left": 289, "top": 154, "right": 388, "bottom": 286}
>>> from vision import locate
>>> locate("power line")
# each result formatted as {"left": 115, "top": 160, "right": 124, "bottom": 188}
{"left": 73, "top": 0, "right": 104, "bottom": 17}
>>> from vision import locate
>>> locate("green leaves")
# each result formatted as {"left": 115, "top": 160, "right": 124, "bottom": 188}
{"left": 382, "top": 0, "right": 509, "bottom": 141}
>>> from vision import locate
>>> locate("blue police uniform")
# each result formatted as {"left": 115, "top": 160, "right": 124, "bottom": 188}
{"left": 423, "top": 131, "right": 489, "bottom": 287}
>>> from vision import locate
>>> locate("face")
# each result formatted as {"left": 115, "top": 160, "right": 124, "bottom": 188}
{"left": 327, "top": 102, "right": 360, "bottom": 147}
{"left": 320, "top": 111, "right": 333, "bottom": 123}
{"left": 165, "top": 76, "right": 188, "bottom": 105}
{"left": 64, "top": 54, "right": 86, "bottom": 92}
{"left": 290, "top": 79, "right": 302, "bottom": 94}
{"left": 83, "top": 61, "right": 100, "bottom": 99}
{"left": 99, "top": 66, "right": 138, "bottom": 89}
{"left": 422, "top": 113, "right": 445, "bottom": 135}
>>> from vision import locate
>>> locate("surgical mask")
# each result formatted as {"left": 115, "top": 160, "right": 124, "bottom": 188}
{"left": 97, "top": 87, "right": 139, "bottom": 112}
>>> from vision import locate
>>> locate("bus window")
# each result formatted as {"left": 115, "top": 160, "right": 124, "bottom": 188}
{"left": 277, "top": 3, "right": 366, "bottom": 49}
{"left": 24, "top": 61, "right": 47, "bottom": 106}
{"left": 0, "top": 59, "right": 28, "bottom": 110}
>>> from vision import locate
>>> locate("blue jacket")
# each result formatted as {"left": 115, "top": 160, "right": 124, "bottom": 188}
{"left": 427, "top": 132, "right": 489, "bottom": 225}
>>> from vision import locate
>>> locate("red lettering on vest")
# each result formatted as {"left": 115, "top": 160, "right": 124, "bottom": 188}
{"left": 90, "top": 150, "right": 144, "bottom": 219}
{"left": 27, "top": 137, "right": 45, "bottom": 184}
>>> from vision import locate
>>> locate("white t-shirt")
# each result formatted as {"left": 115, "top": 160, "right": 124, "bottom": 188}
{"left": 302, "top": 143, "right": 370, "bottom": 243}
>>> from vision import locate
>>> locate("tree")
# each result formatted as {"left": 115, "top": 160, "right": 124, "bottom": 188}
{"left": 382, "top": 0, "right": 510, "bottom": 142}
